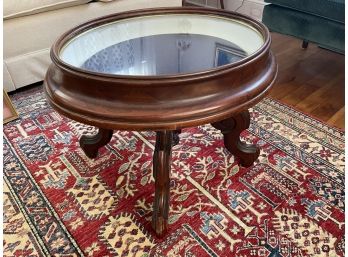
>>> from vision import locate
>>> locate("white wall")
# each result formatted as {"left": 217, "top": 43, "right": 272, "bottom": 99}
{"left": 225, "top": 0, "right": 267, "bottom": 21}
{"left": 186, "top": 0, "right": 268, "bottom": 21}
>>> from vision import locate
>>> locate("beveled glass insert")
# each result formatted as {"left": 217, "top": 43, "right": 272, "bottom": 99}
{"left": 60, "top": 14, "right": 264, "bottom": 76}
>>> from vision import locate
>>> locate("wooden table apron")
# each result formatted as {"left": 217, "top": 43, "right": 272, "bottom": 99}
{"left": 44, "top": 7, "right": 278, "bottom": 237}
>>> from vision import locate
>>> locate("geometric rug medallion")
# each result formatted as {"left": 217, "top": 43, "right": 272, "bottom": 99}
{"left": 3, "top": 86, "right": 345, "bottom": 256}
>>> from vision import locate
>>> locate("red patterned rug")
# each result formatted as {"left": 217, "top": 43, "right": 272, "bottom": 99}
{"left": 3, "top": 85, "right": 345, "bottom": 257}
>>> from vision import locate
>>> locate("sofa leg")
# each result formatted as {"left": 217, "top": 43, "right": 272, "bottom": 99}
{"left": 302, "top": 40, "right": 309, "bottom": 49}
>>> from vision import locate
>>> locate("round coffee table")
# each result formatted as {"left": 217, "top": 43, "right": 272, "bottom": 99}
{"left": 44, "top": 7, "right": 277, "bottom": 237}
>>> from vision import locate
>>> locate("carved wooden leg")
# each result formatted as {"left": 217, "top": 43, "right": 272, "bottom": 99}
{"left": 212, "top": 110, "right": 260, "bottom": 167}
{"left": 154, "top": 130, "right": 180, "bottom": 177}
{"left": 173, "top": 129, "right": 182, "bottom": 146}
{"left": 79, "top": 128, "right": 113, "bottom": 158}
{"left": 152, "top": 130, "right": 173, "bottom": 237}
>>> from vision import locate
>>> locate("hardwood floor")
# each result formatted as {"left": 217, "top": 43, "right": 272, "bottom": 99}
{"left": 269, "top": 33, "right": 345, "bottom": 129}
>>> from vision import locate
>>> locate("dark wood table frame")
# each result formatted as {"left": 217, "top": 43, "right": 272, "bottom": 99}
{"left": 44, "top": 7, "right": 277, "bottom": 237}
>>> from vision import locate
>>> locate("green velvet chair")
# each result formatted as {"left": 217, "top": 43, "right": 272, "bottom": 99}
{"left": 262, "top": 0, "right": 345, "bottom": 53}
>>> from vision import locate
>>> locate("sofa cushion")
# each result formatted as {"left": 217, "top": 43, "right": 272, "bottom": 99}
{"left": 265, "top": 0, "right": 344, "bottom": 23}
{"left": 4, "top": 0, "right": 93, "bottom": 20}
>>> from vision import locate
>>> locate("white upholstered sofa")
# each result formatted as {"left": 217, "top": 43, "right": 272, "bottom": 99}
{"left": 4, "top": 0, "right": 182, "bottom": 92}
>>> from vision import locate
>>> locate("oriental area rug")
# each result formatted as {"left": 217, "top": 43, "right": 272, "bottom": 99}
{"left": 3, "top": 86, "right": 345, "bottom": 257}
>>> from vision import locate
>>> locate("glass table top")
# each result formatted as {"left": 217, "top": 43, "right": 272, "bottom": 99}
{"left": 59, "top": 13, "right": 264, "bottom": 76}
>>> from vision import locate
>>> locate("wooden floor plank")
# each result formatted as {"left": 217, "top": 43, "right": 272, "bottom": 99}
{"left": 327, "top": 107, "right": 345, "bottom": 129}
{"left": 295, "top": 73, "right": 344, "bottom": 115}
{"left": 280, "top": 83, "right": 320, "bottom": 106}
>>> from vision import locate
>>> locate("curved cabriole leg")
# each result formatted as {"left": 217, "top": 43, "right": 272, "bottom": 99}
{"left": 79, "top": 128, "right": 113, "bottom": 158}
{"left": 212, "top": 110, "right": 260, "bottom": 167}
{"left": 152, "top": 130, "right": 173, "bottom": 237}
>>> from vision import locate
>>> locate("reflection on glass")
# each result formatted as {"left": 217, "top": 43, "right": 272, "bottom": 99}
{"left": 81, "top": 34, "right": 247, "bottom": 76}
{"left": 59, "top": 14, "right": 265, "bottom": 74}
